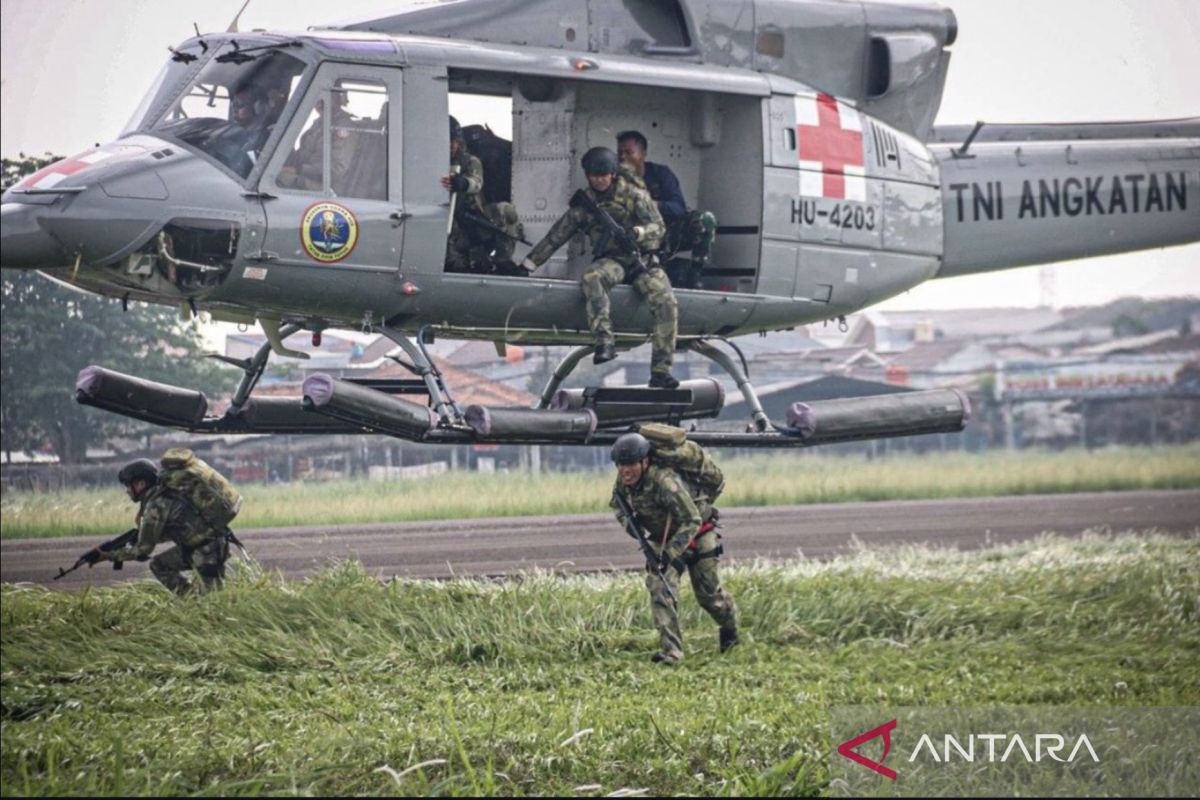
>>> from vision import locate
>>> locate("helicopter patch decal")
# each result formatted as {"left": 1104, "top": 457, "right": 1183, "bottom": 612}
{"left": 300, "top": 202, "right": 359, "bottom": 264}
{"left": 795, "top": 92, "right": 866, "bottom": 201}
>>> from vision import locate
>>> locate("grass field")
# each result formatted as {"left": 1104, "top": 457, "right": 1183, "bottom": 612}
{"left": 3, "top": 444, "right": 1199, "bottom": 540}
{"left": 2, "top": 531, "right": 1197, "bottom": 796}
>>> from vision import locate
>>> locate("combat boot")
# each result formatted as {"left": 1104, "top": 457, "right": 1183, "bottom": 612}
{"left": 648, "top": 372, "right": 680, "bottom": 390}
{"left": 719, "top": 627, "right": 740, "bottom": 653}
{"left": 651, "top": 650, "right": 682, "bottom": 665}
{"left": 593, "top": 343, "right": 617, "bottom": 365}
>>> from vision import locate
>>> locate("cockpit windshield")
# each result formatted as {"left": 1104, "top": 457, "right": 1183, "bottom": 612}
{"left": 151, "top": 43, "right": 308, "bottom": 179}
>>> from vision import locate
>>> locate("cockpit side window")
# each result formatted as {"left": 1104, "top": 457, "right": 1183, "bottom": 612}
{"left": 272, "top": 78, "right": 389, "bottom": 201}
{"left": 151, "top": 47, "right": 307, "bottom": 179}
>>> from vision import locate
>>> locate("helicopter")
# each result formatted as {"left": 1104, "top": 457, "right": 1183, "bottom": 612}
{"left": 2, "top": 0, "right": 1197, "bottom": 449}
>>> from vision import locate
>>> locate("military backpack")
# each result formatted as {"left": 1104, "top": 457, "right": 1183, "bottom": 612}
{"left": 158, "top": 448, "right": 243, "bottom": 530}
{"left": 638, "top": 423, "right": 725, "bottom": 505}
{"left": 462, "top": 124, "right": 512, "bottom": 204}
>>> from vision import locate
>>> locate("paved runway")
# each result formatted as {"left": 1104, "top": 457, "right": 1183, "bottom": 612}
{"left": 4, "top": 490, "right": 1196, "bottom": 590}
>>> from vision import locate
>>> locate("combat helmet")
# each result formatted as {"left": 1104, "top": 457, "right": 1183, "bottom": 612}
{"left": 449, "top": 115, "right": 463, "bottom": 141}
{"left": 118, "top": 458, "right": 159, "bottom": 487}
{"left": 581, "top": 146, "right": 619, "bottom": 176}
{"left": 611, "top": 432, "right": 651, "bottom": 465}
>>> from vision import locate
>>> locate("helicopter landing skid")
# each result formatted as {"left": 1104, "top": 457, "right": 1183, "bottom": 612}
{"left": 379, "top": 325, "right": 464, "bottom": 425}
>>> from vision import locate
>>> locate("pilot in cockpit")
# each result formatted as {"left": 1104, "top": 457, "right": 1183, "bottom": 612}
{"left": 206, "top": 85, "right": 269, "bottom": 176}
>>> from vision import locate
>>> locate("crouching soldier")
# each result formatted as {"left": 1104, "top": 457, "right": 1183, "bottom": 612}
{"left": 103, "top": 450, "right": 243, "bottom": 596}
{"left": 609, "top": 431, "right": 739, "bottom": 663}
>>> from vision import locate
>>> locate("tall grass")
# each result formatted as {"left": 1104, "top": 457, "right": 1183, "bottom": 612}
{"left": 3, "top": 444, "right": 1198, "bottom": 540}
{"left": 2, "top": 531, "right": 1197, "bottom": 796}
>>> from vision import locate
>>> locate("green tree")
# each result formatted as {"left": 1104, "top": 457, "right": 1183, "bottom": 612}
{"left": 1, "top": 154, "right": 234, "bottom": 463}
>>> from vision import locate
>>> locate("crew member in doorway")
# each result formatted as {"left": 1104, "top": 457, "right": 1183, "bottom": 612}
{"left": 442, "top": 116, "right": 525, "bottom": 274}
{"left": 617, "top": 130, "right": 717, "bottom": 289}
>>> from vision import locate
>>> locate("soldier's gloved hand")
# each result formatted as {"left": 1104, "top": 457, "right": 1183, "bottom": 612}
{"left": 631, "top": 225, "right": 645, "bottom": 243}
{"left": 442, "top": 173, "right": 469, "bottom": 192}
{"left": 520, "top": 257, "right": 538, "bottom": 274}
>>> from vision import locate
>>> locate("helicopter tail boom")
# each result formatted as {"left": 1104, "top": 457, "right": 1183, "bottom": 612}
{"left": 932, "top": 118, "right": 1200, "bottom": 277}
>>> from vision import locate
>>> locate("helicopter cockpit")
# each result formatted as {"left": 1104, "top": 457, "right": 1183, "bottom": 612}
{"left": 146, "top": 45, "right": 308, "bottom": 179}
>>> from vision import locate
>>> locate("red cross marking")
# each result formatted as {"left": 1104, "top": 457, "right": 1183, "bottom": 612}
{"left": 797, "top": 93, "right": 864, "bottom": 199}
{"left": 18, "top": 155, "right": 93, "bottom": 189}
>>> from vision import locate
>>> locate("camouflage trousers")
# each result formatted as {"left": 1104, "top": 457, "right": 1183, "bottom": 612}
{"left": 663, "top": 210, "right": 717, "bottom": 289}
{"left": 581, "top": 259, "right": 678, "bottom": 376}
{"left": 645, "top": 530, "right": 738, "bottom": 661}
{"left": 149, "top": 536, "right": 229, "bottom": 596}
{"left": 446, "top": 202, "right": 523, "bottom": 273}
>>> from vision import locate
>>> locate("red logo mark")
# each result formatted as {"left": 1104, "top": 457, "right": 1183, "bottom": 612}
{"left": 797, "top": 93, "right": 864, "bottom": 199}
{"left": 837, "top": 719, "right": 898, "bottom": 781}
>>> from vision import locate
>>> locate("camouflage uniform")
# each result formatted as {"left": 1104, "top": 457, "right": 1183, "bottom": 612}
{"left": 445, "top": 149, "right": 524, "bottom": 273}
{"left": 110, "top": 487, "right": 229, "bottom": 596}
{"left": 611, "top": 465, "right": 738, "bottom": 662}
{"left": 526, "top": 175, "right": 678, "bottom": 378}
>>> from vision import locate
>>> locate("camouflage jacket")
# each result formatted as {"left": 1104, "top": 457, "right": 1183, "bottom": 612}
{"left": 112, "top": 487, "right": 221, "bottom": 563}
{"left": 527, "top": 175, "right": 664, "bottom": 267}
{"left": 450, "top": 150, "right": 485, "bottom": 215}
{"left": 610, "top": 464, "right": 701, "bottom": 563}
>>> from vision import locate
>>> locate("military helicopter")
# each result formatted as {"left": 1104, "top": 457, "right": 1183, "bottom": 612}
{"left": 2, "top": 0, "right": 1197, "bottom": 448}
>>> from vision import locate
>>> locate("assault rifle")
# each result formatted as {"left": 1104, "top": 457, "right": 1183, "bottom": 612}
{"left": 54, "top": 528, "right": 140, "bottom": 580}
{"left": 460, "top": 207, "right": 531, "bottom": 245}
{"left": 612, "top": 490, "right": 677, "bottom": 604}
{"left": 569, "top": 189, "right": 649, "bottom": 281}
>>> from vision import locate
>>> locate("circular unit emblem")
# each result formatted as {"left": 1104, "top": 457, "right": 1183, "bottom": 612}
{"left": 300, "top": 202, "right": 359, "bottom": 263}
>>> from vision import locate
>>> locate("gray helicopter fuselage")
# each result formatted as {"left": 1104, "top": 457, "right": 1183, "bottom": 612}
{"left": 2, "top": 21, "right": 1196, "bottom": 349}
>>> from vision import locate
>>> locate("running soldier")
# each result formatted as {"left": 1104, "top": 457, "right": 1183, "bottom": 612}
{"left": 609, "top": 432, "right": 740, "bottom": 663}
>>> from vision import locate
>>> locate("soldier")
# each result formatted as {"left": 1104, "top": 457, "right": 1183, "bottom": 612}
{"left": 443, "top": 116, "right": 525, "bottom": 274}
{"left": 609, "top": 432, "right": 740, "bottom": 664}
{"left": 276, "top": 90, "right": 354, "bottom": 191}
{"left": 206, "top": 85, "right": 269, "bottom": 177}
{"left": 617, "top": 130, "right": 717, "bottom": 289}
{"left": 98, "top": 459, "right": 232, "bottom": 596}
{"left": 520, "top": 146, "right": 680, "bottom": 389}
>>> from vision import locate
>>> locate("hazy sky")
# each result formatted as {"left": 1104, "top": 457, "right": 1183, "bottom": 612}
{"left": 2, "top": 0, "right": 1197, "bottom": 311}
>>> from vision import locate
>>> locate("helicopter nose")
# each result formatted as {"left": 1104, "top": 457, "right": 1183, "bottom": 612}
{"left": 0, "top": 201, "right": 68, "bottom": 270}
